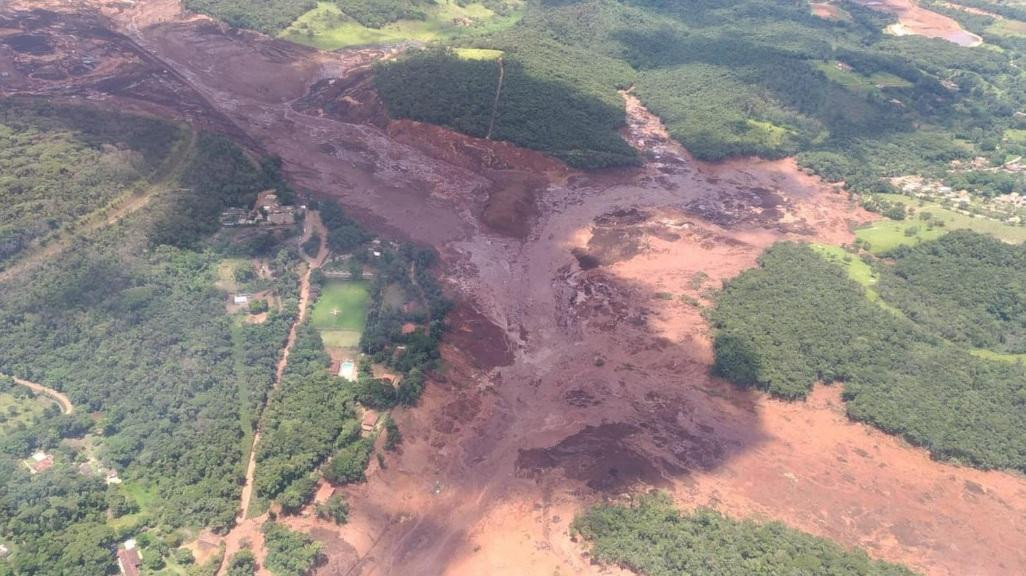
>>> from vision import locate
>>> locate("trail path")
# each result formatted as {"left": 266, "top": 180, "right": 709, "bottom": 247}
{"left": 3, "top": 374, "right": 74, "bottom": 415}
{"left": 485, "top": 57, "right": 504, "bottom": 141}
{"left": 218, "top": 211, "right": 328, "bottom": 576}
{"left": 0, "top": 128, "right": 198, "bottom": 284}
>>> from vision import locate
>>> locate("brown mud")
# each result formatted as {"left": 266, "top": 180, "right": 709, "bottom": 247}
{"left": 2, "top": 2, "right": 1025, "bottom": 576}
{"left": 853, "top": 0, "right": 984, "bottom": 46}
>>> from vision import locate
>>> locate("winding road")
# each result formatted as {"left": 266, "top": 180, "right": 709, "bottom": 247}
{"left": 4, "top": 375, "right": 74, "bottom": 415}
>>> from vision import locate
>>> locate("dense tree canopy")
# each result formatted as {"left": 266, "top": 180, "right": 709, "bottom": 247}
{"left": 0, "top": 103, "right": 300, "bottom": 573}
{"left": 711, "top": 237, "right": 1026, "bottom": 472}
{"left": 574, "top": 492, "right": 916, "bottom": 576}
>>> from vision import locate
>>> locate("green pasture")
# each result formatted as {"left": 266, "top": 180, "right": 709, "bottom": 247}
{"left": 280, "top": 1, "right": 521, "bottom": 50}
{"left": 311, "top": 280, "right": 369, "bottom": 335}
{"left": 856, "top": 194, "right": 1026, "bottom": 253}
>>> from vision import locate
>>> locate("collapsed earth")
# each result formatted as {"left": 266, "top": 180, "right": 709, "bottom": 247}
{"left": 1, "top": 0, "right": 1026, "bottom": 575}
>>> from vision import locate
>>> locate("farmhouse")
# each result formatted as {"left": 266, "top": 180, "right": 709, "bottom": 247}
{"left": 255, "top": 190, "right": 297, "bottom": 226}
{"left": 117, "top": 539, "right": 142, "bottom": 576}
{"left": 361, "top": 409, "right": 379, "bottom": 433}
{"left": 233, "top": 294, "right": 249, "bottom": 305}
{"left": 219, "top": 190, "right": 300, "bottom": 228}
{"left": 25, "top": 451, "right": 53, "bottom": 474}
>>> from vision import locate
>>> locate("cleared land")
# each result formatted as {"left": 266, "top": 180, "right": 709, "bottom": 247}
{"left": 856, "top": 194, "right": 1026, "bottom": 253}
{"left": 280, "top": 0, "right": 521, "bottom": 50}
{"left": 0, "top": 391, "right": 54, "bottom": 436}
{"left": 310, "top": 280, "right": 369, "bottom": 332}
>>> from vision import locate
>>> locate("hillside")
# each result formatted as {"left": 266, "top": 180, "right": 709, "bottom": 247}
{"left": 4, "top": 1, "right": 1026, "bottom": 575}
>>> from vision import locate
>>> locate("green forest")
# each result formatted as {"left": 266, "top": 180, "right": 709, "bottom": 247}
{"left": 184, "top": 0, "right": 1026, "bottom": 196}
{"left": 0, "top": 102, "right": 299, "bottom": 574}
{"left": 573, "top": 492, "right": 916, "bottom": 576}
{"left": 0, "top": 100, "right": 183, "bottom": 268}
{"left": 374, "top": 49, "right": 639, "bottom": 168}
{"left": 711, "top": 233, "right": 1026, "bottom": 472}
{"left": 251, "top": 325, "right": 362, "bottom": 509}
{"left": 369, "top": 0, "right": 1025, "bottom": 191}
{"left": 182, "top": 0, "right": 317, "bottom": 34}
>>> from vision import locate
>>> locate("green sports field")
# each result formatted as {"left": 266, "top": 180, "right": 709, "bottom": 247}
{"left": 311, "top": 281, "right": 369, "bottom": 349}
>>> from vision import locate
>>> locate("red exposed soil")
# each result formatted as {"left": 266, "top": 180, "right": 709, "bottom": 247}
{"left": 854, "top": 0, "right": 984, "bottom": 46}
{"left": 3, "top": 3, "right": 1026, "bottom": 576}
{"left": 810, "top": 2, "right": 850, "bottom": 21}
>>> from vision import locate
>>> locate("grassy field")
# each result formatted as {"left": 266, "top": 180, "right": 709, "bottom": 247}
{"left": 280, "top": 0, "right": 521, "bottom": 50}
{"left": 455, "top": 47, "right": 503, "bottom": 60}
{"left": 311, "top": 280, "right": 369, "bottom": 334}
{"left": 815, "top": 62, "right": 912, "bottom": 93}
{"left": 0, "top": 392, "right": 53, "bottom": 436}
{"left": 810, "top": 243, "right": 903, "bottom": 315}
{"left": 856, "top": 194, "right": 1026, "bottom": 253}
{"left": 970, "top": 348, "right": 1026, "bottom": 363}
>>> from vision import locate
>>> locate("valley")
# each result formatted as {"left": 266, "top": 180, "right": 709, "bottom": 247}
{"left": 2, "top": 1, "right": 1026, "bottom": 576}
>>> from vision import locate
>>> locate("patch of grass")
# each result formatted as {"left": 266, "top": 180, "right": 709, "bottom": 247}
{"left": 989, "top": 18, "right": 1026, "bottom": 37}
{"left": 815, "top": 62, "right": 912, "bottom": 94}
{"left": 0, "top": 392, "right": 53, "bottom": 436}
{"left": 811, "top": 243, "right": 903, "bottom": 316}
{"left": 108, "top": 481, "right": 157, "bottom": 530}
{"left": 1004, "top": 128, "right": 1026, "bottom": 144}
{"left": 816, "top": 61, "right": 876, "bottom": 92}
{"left": 455, "top": 47, "right": 504, "bottom": 60}
{"left": 856, "top": 194, "right": 1026, "bottom": 253}
{"left": 310, "top": 281, "right": 369, "bottom": 332}
{"left": 280, "top": 0, "right": 522, "bottom": 50}
{"left": 319, "top": 330, "right": 363, "bottom": 348}
{"left": 970, "top": 348, "right": 1026, "bottom": 363}
{"left": 869, "top": 71, "right": 913, "bottom": 89}
{"left": 215, "top": 258, "right": 249, "bottom": 292}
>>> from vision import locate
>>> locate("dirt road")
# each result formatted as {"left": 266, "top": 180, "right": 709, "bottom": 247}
{"left": 4, "top": 2, "right": 1025, "bottom": 575}
{"left": 0, "top": 127, "right": 198, "bottom": 284}
{"left": 218, "top": 211, "right": 328, "bottom": 575}
{"left": 4, "top": 375, "right": 74, "bottom": 415}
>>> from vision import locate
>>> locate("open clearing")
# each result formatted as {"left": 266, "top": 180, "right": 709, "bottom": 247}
{"left": 856, "top": 193, "right": 1026, "bottom": 253}
{"left": 0, "top": 391, "right": 54, "bottom": 435}
{"left": 4, "top": 1, "right": 1025, "bottom": 575}
{"left": 808, "top": 243, "right": 903, "bottom": 316}
{"left": 280, "top": 0, "right": 521, "bottom": 50}
{"left": 310, "top": 280, "right": 369, "bottom": 332}
{"left": 854, "top": 0, "right": 983, "bottom": 46}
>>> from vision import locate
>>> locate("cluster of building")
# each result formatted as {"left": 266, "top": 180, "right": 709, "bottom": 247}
{"left": 891, "top": 175, "right": 962, "bottom": 200}
{"left": 219, "top": 190, "right": 301, "bottom": 227}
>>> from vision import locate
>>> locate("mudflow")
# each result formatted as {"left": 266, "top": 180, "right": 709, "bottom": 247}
{"left": 2, "top": 1, "right": 1025, "bottom": 575}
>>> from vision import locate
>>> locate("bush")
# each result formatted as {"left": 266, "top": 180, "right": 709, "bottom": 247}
{"left": 262, "top": 522, "right": 322, "bottom": 576}
{"left": 323, "top": 439, "right": 373, "bottom": 485}
{"left": 315, "top": 494, "right": 349, "bottom": 525}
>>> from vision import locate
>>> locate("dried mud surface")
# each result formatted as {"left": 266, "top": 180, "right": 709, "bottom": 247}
{"left": 2, "top": 2, "right": 1025, "bottom": 576}
{"left": 854, "top": 0, "right": 984, "bottom": 46}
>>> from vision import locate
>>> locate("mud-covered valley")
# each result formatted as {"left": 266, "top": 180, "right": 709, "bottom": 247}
{"left": 3, "top": 2, "right": 1026, "bottom": 575}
